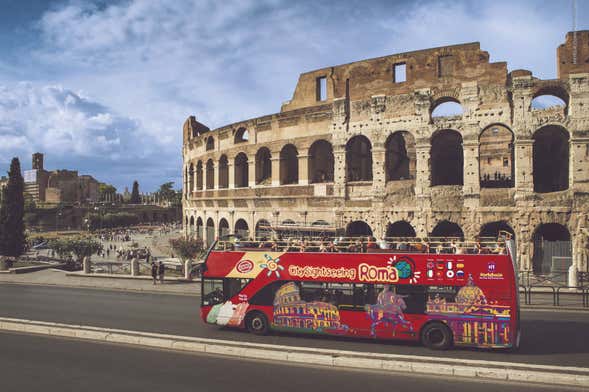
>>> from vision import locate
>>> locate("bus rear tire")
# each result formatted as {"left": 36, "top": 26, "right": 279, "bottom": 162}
{"left": 421, "top": 322, "right": 452, "bottom": 350}
{"left": 246, "top": 311, "right": 269, "bottom": 335}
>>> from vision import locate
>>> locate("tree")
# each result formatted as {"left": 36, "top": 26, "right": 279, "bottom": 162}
{"left": 129, "top": 180, "right": 141, "bottom": 204}
{"left": 98, "top": 183, "right": 117, "bottom": 201}
{"left": 169, "top": 237, "right": 204, "bottom": 263}
{"left": 0, "top": 158, "right": 25, "bottom": 257}
{"left": 48, "top": 237, "right": 103, "bottom": 264}
{"left": 156, "top": 181, "right": 176, "bottom": 202}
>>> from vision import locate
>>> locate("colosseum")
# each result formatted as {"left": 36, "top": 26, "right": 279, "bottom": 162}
{"left": 183, "top": 31, "right": 589, "bottom": 283}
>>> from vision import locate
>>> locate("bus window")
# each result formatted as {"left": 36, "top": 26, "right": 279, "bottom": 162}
{"left": 202, "top": 279, "right": 224, "bottom": 306}
{"left": 327, "top": 283, "right": 354, "bottom": 309}
{"left": 223, "top": 278, "right": 251, "bottom": 300}
{"left": 300, "top": 281, "right": 326, "bottom": 302}
{"left": 249, "top": 281, "right": 285, "bottom": 306}
{"left": 426, "top": 286, "right": 459, "bottom": 303}
{"left": 396, "top": 285, "right": 426, "bottom": 314}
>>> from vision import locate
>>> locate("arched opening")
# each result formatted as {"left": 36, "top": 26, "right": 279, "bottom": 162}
{"left": 234, "top": 127, "right": 249, "bottom": 144}
{"left": 189, "top": 216, "right": 195, "bottom": 236}
{"left": 218, "top": 155, "right": 229, "bottom": 189}
{"left": 533, "top": 126, "right": 569, "bottom": 193}
{"left": 280, "top": 144, "right": 299, "bottom": 185}
{"left": 196, "top": 217, "right": 204, "bottom": 239}
{"left": 431, "top": 220, "right": 464, "bottom": 238}
{"left": 234, "top": 153, "right": 249, "bottom": 188}
{"left": 219, "top": 218, "right": 230, "bottom": 238}
{"left": 206, "top": 136, "right": 214, "bottom": 151}
{"left": 196, "top": 161, "right": 203, "bottom": 190}
{"left": 431, "top": 98, "right": 463, "bottom": 118}
{"left": 188, "top": 163, "right": 194, "bottom": 194}
{"left": 346, "top": 135, "right": 372, "bottom": 181}
{"left": 206, "top": 218, "right": 215, "bottom": 247}
{"left": 235, "top": 219, "right": 249, "bottom": 239}
{"left": 386, "top": 221, "right": 416, "bottom": 237}
{"left": 479, "top": 125, "right": 514, "bottom": 188}
{"left": 205, "top": 159, "right": 214, "bottom": 189}
{"left": 479, "top": 221, "right": 515, "bottom": 239}
{"left": 312, "top": 220, "right": 330, "bottom": 227}
{"left": 255, "top": 147, "right": 272, "bottom": 185}
{"left": 282, "top": 219, "right": 296, "bottom": 226}
{"left": 430, "top": 129, "right": 463, "bottom": 186}
{"left": 346, "top": 220, "right": 373, "bottom": 236}
{"left": 385, "top": 131, "right": 416, "bottom": 181}
{"left": 532, "top": 223, "right": 571, "bottom": 279}
{"left": 308, "top": 140, "right": 334, "bottom": 183}
{"left": 255, "top": 219, "right": 272, "bottom": 239}
{"left": 531, "top": 87, "right": 568, "bottom": 112}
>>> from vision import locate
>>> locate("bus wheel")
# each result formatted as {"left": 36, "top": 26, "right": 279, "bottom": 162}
{"left": 421, "top": 322, "right": 452, "bottom": 350}
{"left": 246, "top": 311, "right": 269, "bottom": 335}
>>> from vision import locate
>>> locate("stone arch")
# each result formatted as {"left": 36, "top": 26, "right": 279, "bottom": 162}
{"left": 205, "top": 159, "right": 214, "bottom": 189}
{"left": 196, "top": 217, "right": 204, "bottom": 239}
{"left": 431, "top": 97, "right": 463, "bottom": 118}
{"left": 280, "top": 144, "right": 299, "bottom": 185}
{"left": 386, "top": 220, "right": 416, "bottom": 237}
{"left": 531, "top": 85, "right": 569, "bottom": 112}
{"left": 479, "top": 221, "right": 515, "bottom": 239}
{"left": 218, "top": 155, "right": 229, "bottom": 189}
{"left": 533, "top": 125, "right": 569, "bottom": 193}
{"left": 255, "top": 219, "right": 272, "bottom": 239}
{"left": 255, "top": 147, "right": 272, "bottom": 185}
{"left": 196, "top": 161, "right": 203, "bottom": 190}
{"left": 206, "top": 218, "right": 215, "bottom": 246}
{"left": 346, "top": 135, "right": 372, "bottom": 181}
{"left": 431, "top": 220, "right": 464, "bottom": 238}
{"left": 234, "top": 127, "right": 249, "bottom": 144}
{"left": 479, "top": 124, "right": 514, "bottom": 188}
{"left": 385, "top": 131, "right": 416, "bottom": 181}
{"left": 430, "top": 129, "right": 463, "bottom": 186}
{"left": 219, "top": 218, "right": 230, "bottom": 238}
{"left": 308, "top": 139, "right": 334, "bottom": 183}
{"left": 205, "top": 136, "right": 214, "bottom": 151}
{"left": 188, "top": 163, "right": 194, "bottom": 193}
{"left": 234, "top": 152, "right": 249, "bottom": 188}
{"left": 532, "top": 223, "right": 571, "bottom": 277}
{"left": 235, "top": 218, "right": 250, "bottom": 239}
{"left": 346, "top": 220, "right": 373, "bottom": 236}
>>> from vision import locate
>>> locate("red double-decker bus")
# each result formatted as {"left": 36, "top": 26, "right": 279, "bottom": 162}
{"left": 200, "top": 236, "right": 520, "bottom": 350}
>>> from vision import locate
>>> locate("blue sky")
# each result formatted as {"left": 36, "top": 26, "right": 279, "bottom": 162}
{"left": 0, "top": 0, "right": 587, "bottom": 192}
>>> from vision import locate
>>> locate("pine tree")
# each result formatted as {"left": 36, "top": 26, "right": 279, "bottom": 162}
{"left": 130, "top": 180, "right": 141, "bottom": 204}
{"left": 0, "top": 158, "right": 26, "bottom": 256}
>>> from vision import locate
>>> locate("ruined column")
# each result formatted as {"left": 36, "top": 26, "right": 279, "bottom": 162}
{"left": 248, "top": 159, "right": 255, "bottom": 188}
{"left": 298, "top": 154, "right": 309, "bottom": 185}
{"left": 462, "top": 134, "right": 480, "bottom": 208}
{"left": 570, "top": 136, "right": 589, "bottom": 192}
{"left": 371, "top": 144, "right": 386, "bottom": 197}
{"left": 414, "top": 137, "right": 431, "bottom": 198}
{"left": 228, "top": 162, "right": 235, "bottom": 189}
{"left": 333, "top": 143, "right": 346, "bottom": 198}
{"left": 271, "top": 154, "right": 281, "bottom": 187}
{"left": 131, "top": 258, "right": 139, "bottom": 276}
{"left": 514, "top": 139, "right": 534, "bottom": 195}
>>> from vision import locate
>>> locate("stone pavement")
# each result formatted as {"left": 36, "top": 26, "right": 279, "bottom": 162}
{"left": 0, "top": 269, "right": 199, "bottom": 295}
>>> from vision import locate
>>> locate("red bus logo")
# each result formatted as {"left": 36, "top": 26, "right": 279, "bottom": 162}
{"left": 236, "top": 259, "right": 254, "bottom": 274}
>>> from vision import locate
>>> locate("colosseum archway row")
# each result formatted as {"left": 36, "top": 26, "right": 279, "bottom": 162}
{"left": 186, "top": 124, "right": 573, "bottom": 194}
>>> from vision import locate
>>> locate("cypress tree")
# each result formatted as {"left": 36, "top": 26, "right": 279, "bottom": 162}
{"left": 0, "top": 158, "right": 25, "bottom": 256}
{"left": 130, "top": 180, "right": 141, "bottom": 204}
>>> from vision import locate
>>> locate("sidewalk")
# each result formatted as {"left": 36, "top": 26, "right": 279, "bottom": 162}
{"left": 0, "top": 269, "right": 199, "bottom": 295}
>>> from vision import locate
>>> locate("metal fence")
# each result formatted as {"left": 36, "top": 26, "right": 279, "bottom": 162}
{"left": 532, "top": 240, "right": 572, "bottom": 284}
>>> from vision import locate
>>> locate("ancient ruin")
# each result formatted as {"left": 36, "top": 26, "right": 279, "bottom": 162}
{"left": 182, "top": 31, "right": 589, "bottom": 281}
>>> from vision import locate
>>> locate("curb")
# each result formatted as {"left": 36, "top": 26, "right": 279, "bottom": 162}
{"left": 0, "top": 281, "right": 199, "bottom": 296}
{"left": 0, "top": 317, "right": 588, "bottom": 388}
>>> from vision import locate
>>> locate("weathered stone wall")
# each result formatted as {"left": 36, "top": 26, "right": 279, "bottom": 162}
{"left": 182, "top": 31, "right": 589, "bottom": 274}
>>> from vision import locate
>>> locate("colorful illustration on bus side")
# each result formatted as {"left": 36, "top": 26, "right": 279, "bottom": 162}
{"left": 272, "top": 282, "right": 349, "bottom": 334}
{"left": 206, "top": 301, "right": 250, "bottom": 327}
{"left": 426, "top": 274, "right": 512, "bottom": 347}
{"left": 365, "top": 285, "right": 413, "bottom": 337}
{"left": 388, "top": 255, "right": 422, "bottom": 284}
{"left": 260, "top": 254, "right": 284, "bottom": 278}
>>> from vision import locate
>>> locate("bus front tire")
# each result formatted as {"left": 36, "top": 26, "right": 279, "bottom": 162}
{"left": 246, "top": 311, "right": 269, "bottom": 335}
{"left": 420, "top": 322, "right": 453, "bottom": 350}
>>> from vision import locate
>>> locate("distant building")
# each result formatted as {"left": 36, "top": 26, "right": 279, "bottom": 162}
{"left": 23, "top": 153, "right": 100, "bottom": 205}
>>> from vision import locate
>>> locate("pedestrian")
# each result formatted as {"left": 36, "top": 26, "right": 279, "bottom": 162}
{"left": 151, "top": 262, "right": 158, "bottom": 285}
{"left": 158, "top": 261, "right": 165, "bottom": 284}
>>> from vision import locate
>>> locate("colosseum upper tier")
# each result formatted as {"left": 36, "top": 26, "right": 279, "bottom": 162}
{"left": 183, "top": 31, "right": 589, "bottom": 277}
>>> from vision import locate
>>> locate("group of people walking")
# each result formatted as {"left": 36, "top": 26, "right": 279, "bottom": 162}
{"left": 151, "top": 261, "right": 166, "bottom": 284}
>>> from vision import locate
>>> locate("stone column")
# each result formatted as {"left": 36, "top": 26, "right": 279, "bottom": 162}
{"left": 213, "top": 161, "right": 219, "bottom": 190}
{"left": 271, "top": 155, "right": 281, "bottom": 187}
{"left": 131, "top": 258, "right": 139, "bottom": 276}
{"left": 83, "top": 256, "right": 91, "bottom": 274}
{"left": 333, "top": 144, "right": 346, "bottom": 198}
{"left": 298, "top": 154, "right": 309, "bottom": 185}
{"left": 570, "top": 136, "right": 589, "bottom": 191}
{"left": 371, "top": 144, "right": 386, "bottom": 197}
{"left": 248, "top": 160, "right": 255, "bottom": 188}
{"left": 184, "top": 259, "right": 192, "bottom": 280}
{"left": 514, "top": 139, "right": 534, "bottom": 194}
{"left": 414, "top": 138, "right": 431, "bottom": 198}
{"left": 462, "top": 137, "right": 480, "bottom": 208}
{"left": 228, "top": 162, "right": 235, "bottom": 189}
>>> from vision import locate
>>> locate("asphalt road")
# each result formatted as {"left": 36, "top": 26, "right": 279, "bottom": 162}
{"left": 1, "top": 284, "right": 588, "bottom": 367}
{"left": 1, "top": 331, "right": 583, "bottom": 392}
